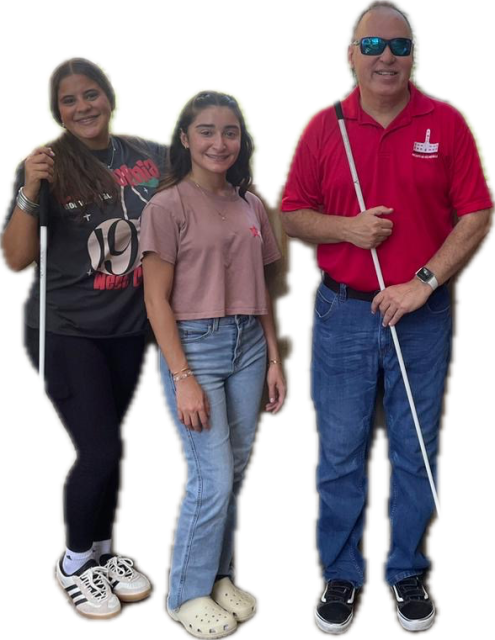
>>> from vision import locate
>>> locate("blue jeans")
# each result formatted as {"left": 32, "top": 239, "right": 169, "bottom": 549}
{"left": 311, "top": 281, "right": 452, "bottom": 587}
{"left": 161, "top": 315, "right": 267, "bottom": 610}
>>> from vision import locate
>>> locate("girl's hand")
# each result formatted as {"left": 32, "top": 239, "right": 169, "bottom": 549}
{"left": 175, "top": 375, "right": 210, "bottom": 432}
{"left": 24, "top": 147, "right": 55, "bottom": 200}
{"left": 265, "top": 363, "right": 286, "bottom": 414}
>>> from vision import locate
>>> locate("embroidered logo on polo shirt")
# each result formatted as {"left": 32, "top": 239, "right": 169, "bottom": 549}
{"left": 412, "top": 129, "right": 439, "bottom": 159}
{"left": 249, "top": 226, "right": 263, "bottom": 242}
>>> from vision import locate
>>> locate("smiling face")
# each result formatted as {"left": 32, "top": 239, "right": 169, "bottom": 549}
{"left": 349, "top": 7, "right": 413, "bottom": 106}
{"left": 58, "top": 74, "right": 112, "bottom": 149}
{"left": 180, "top": 106, "right": 241, "bottom": 181}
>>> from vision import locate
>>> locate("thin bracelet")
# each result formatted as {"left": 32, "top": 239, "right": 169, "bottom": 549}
{"left": 172, "top": 365, "right": 190, "bottom": 377}
{"left": 269, "top": 359, "right": 281, "bottom": 365}
{"left": 173, "top": 369, "right": 194, "bottom": 383}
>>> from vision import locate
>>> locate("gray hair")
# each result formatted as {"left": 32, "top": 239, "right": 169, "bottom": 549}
{"left": 352, "top": 2, "right": 413, "bottom": 40}
{"left": 342, "top": 0, "right": 422, "bottom": 77}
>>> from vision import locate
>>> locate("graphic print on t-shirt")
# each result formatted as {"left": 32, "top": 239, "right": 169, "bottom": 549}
{"left": 73, "top": 156, "right": 160, "bottom": 291}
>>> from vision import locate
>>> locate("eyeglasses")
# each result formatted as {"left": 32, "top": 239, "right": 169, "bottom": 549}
{"left": 352, "top": 37, "right": 413, "bottom": 56}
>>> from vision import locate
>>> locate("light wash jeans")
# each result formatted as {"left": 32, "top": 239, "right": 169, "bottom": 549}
{"left": 312, "top": 281, "right": 452, "bottom": 587}
{"left": 161, "top": 315, "right": 267, "bottom": 610}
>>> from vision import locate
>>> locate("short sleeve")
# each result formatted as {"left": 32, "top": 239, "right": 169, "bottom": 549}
{"left": 448, "top": 112, "right": 493, "bottom": 216}
{"left": 145, "top": 141, "right": 168, "bottom": 176}
{"left": 281, "top": 116, "right": 323, "bottom": 212}
{"left": 3, "top": 163, "right": 25, "bottom": 230}
{"left": 253, "top": 198, "right": 281, "bottom": 265}
{"left": 139, "top": 197, "right": 182, "bottom": 265}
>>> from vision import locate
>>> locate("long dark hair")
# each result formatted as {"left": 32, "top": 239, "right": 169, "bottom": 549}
{"left": 159, "top": 91, "right": 254, "bottom": 199}
{"left": 49, "top": 58, "right": 119, "bottom": 207}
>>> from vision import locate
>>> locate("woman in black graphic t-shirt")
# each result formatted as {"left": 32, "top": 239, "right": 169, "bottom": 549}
{"left": 2, "top": 58, "right": 165, "bottom": 619}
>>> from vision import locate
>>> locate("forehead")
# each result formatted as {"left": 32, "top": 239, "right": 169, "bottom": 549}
{"left": 355, "top": 8, "right": 412, "bottom": 39}
{"left": 58, "top": 74, "right": 101, "bottom": 97}
{"left": 191, "top": 105, "right": 240, "bottom": 128}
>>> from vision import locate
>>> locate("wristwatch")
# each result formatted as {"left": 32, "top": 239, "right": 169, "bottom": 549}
{"left": 415, "top": 266, "right": 439, "bottom": 291}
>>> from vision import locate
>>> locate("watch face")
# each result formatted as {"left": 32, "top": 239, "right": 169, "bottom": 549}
{"left": 417, "top": 267, "right": 433, "bottom": 283}
{"left": 416, "top": 268, "right": 428, "bottom": 282}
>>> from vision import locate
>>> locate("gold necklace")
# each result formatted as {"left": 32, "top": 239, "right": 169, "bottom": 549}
{"left": 192, "top": 179, "right": 234, "bottom": 221}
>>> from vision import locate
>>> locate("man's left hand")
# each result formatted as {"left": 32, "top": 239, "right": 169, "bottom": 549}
{"left": 371, "top": 278, "right": 432, "bottom": 327}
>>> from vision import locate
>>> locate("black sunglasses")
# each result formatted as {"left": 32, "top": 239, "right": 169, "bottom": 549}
{"left": 352, "top": 37, "right": 413, "bottom": 56}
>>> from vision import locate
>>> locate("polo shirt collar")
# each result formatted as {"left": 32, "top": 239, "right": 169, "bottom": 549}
{"left": 342, "top": 82, "right": 435, "bottom": 128}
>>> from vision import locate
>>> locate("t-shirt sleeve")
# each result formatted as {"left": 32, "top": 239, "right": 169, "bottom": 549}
{"left": 3, "top": 163, "right": 26, "bottom": 230}
{"left": 281, "top": 116, "right": 323, "bottom": 212}
{"left": 261, "top": 205, "right": 281, "bottom": 265}
{"left": 146, "top": 141, "right": 168, "bottom": 176}
{"left": 139, "top": 197, "right": 181, "bottom": 265}
{"left": 255, "top": 199, "right": 281, "bottom": 265}
{"left": 449, "top": 111, "right": 493, "bottom": 216}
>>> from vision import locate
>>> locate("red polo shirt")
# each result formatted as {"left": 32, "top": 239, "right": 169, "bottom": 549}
{"left": 281, "top": 83, "right": 492, "bottom": 291}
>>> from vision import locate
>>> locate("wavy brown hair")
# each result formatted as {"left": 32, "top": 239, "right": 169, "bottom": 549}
{"left": 159, "top": 91, "right": 254, "bottom": 199}
{"left": 49, "top": 58, "right": 119, "bottom": 207}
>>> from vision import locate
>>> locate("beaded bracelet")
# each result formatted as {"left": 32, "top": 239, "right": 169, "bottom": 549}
{"left": 16, "top": 187, "right": 40, "bottom": 218}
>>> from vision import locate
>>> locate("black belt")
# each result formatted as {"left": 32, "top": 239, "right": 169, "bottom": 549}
{"left": 323, "top": 273, "right": 379, "bottom": 302}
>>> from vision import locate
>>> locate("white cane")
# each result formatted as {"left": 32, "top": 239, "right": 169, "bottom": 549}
{"left": 334, "top": 102, "right": 441, "bottom": 516}
{"left": 39, "top": 181, "right": 49, "bottom": 382}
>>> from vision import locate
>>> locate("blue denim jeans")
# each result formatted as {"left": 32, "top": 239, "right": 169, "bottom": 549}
{"left": 161, "top": 315, "right": 267, "bottom": 610}
{"left": 311, "top": 281, "right": 452, "bottom": 587}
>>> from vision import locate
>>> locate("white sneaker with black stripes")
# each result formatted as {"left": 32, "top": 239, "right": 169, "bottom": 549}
{"left": 56, "top": 559, "right": 121, "bottom": 619}
{"left": 100, "top": 554, "right": 152, "bottom": 602}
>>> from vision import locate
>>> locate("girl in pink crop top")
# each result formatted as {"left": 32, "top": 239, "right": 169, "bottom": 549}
{"left": 141, "top": 91, "right": 286, "bottom": 637}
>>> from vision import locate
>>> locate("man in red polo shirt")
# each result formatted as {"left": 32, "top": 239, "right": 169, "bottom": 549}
{"left": 281, "top": 1, "right": 492, "bottom": 634}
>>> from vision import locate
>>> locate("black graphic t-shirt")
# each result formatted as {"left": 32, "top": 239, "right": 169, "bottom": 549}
{"left": 6, "top": 136, "right": 167, "bottom": 337}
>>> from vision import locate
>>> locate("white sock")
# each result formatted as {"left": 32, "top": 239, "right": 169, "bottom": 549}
{"left": 62, "top": 547, "right": 93, "bottom": 575}
{"left": 92, "top": 539, "right": 112, "bottom": 562}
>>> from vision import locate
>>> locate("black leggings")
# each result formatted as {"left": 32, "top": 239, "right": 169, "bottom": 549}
{"left": 26, "top": 328, "right": 146, "bottom": 552}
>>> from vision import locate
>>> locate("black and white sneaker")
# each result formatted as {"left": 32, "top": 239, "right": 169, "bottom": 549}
{"left": 392, "top": 576, "right": 435, "bottom": 631}
{"left": 56, "top": 559, "right": 121, "bottom": 619}
{"left": 315, "top": 580, "right": 357, "bottom": 634}
{"left": 101, "top": 554, "right": 152, "bottom": 602}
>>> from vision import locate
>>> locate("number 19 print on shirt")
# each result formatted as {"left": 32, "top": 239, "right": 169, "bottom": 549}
{"left": 84, "top": 148, "right": 160, "bottom": 290}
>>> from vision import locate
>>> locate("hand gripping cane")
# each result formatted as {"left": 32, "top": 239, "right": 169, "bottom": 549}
{"left": 38, "top": 181, "right": 50, "bottom": 382}
{"left": 334, "top": 102, "right": 441, "bottom": 516}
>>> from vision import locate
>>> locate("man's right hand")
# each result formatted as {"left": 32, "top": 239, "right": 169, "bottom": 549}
{"left": 346, "top": 206, "right": 394, "bottom": 249}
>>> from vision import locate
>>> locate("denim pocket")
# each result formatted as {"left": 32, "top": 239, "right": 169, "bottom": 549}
{"left": 314, "top": 285, "right": 338, "bottom": 320}
{"left": 177, "top": 321, "right": 212, "bottom": 343}
{"left": 426, "top": 286, "right": 450, "bottom": 314}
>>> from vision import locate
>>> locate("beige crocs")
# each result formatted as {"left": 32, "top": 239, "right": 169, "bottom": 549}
{"left": 211, "top": 578, "right": 256, "bottom": 622}
{"left": 168, "top": 596, "right": 238, "bottom": 638}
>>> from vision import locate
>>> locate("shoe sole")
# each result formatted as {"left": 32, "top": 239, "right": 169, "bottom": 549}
{"left": 55, "top": 567, "right": 121, "bottom": 619}
{"left": 232, "top": 607, "right": 256, "bottom": 623}
{"left": 397, "top": 607, "right": 435, "bottom": 632}
{"left": 116, "top": 587, "right": 152, "bottom": 603}
{"left": 314, "top": 609, "right": 353, "bottom": 634}
{"left": 167, "top": 606, "right": 238, "bottom": 639}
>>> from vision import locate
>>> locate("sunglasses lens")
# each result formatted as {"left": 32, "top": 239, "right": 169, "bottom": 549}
{"left": 390, "top": 38, "right": 412, "bottom": 56}
{"left": 360, "top": 37, "right": 386, "bottom": 55}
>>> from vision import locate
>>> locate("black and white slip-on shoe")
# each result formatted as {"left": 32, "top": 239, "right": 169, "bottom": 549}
{"left": 315, "top": 580, "right": 357, "bottom": 634}
{"left": 101, "top": 554, "right": 151, "bottom": 603}
{"left": 56, "top": 558, "right": 121, "bottom": 619}
{"left": 392, "top": 575, "right": 435, "bottom": 631}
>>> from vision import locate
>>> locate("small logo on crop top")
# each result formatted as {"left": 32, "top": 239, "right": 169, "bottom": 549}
{"left": 412, "top": 129, "right": 439, "bottom": 158}
{"left": 250, "top": 226, "right": 262, "bottom": 241}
